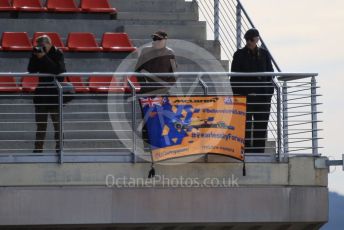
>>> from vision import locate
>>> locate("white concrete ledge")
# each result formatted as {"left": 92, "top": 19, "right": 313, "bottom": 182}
{"left": 0, "top": 157, "right": 327, "bottom": 187}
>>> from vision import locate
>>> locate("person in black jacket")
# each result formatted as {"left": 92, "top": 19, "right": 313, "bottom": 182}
{"left": 28, "top": 35, "right": 66, "bottom": 153}
{"left": 231, "top": 28, "right": 274, "bottom": 153}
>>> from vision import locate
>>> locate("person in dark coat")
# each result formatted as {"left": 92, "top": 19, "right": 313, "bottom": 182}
{"left": 231, "top": 28, "right": 274, "bottom": 153}
{"left": 135, "top": 31, "right": 177, "bottom": 154}
{"left": 135, "top": 30, "right": 177, "bottom": 94}
{"left": 28, "top": 35, "right": 66, "bottom": 153}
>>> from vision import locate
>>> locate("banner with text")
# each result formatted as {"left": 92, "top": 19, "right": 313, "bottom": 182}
{"left": 139, "top": 96, "right": 247, "bottom": 162}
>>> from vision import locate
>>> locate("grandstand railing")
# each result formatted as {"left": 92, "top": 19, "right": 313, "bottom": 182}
{"left": 193, "top": 0, "right": 281, "bottom": 71}
{"left": 0, "top": 72, "right": 321, "bottom": 164}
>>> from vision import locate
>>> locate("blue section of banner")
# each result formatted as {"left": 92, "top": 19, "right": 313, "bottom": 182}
{"left": 141, "top": 96, "right": 194, "bottom": 149}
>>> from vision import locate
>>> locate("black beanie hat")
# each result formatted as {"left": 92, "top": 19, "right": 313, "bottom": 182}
{"left": 244, "top": 28, "right": 260, "bottom": 40}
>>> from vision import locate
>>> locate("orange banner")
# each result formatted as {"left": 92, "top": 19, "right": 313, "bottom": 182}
{"left": 139, "top": 96, "right": 247, "bottom": 162}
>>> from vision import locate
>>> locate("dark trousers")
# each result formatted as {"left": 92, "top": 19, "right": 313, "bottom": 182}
{"left": 232, "top": 84, "right": 273, "bottom": 153}
{"left": 34, "top": 105, "right": 60, "bottom": 152}
{"left": 245, "top": 94, "right": 272, "bottom": 153}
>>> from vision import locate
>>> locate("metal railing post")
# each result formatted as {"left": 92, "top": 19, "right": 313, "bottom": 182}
{"left": 55, "top": 79, "right": 64, "bottom": 164}
{"left": 311, "top": 76, "right": 319, "bottom": 156}
{"left": 128, "top": 79, "right": 137, "bottom": 163}
{"left": 282, "top": 81, "right": 289, "bottom": 160}
{"left": 198, "top": 75, "right": 209, "bottom": 163}
{"left": 236, "top": 1, "right": 242, "bottom": 49}
{"left": 198, "top": 77, "right": 208, "bottom": 95}
{"left": 272, "top": 79, "right": 282, "bottom": 161}
{"left": 214, "top": 0, "right": 220, "bottom": 41}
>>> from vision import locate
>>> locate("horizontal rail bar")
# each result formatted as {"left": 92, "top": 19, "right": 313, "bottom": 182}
{"left": 0, "top": 72, "right": 318, "bottom": 78}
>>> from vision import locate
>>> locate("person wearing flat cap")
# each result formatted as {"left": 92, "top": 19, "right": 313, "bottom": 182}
{"left": 135, "top": 31, "right": 178, "bottom": 154}
{"left": 135, "top": 30, "right": 177, "bottom": 94}
{"left": 231, "top": 28, "right": 274, "bottom": 154}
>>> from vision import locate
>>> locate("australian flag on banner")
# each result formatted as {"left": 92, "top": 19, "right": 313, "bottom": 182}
{"left": 139, "top": 96, "right": 193, "bottom": 151}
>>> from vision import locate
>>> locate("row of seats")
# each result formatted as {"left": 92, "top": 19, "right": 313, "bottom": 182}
{"left": 0, "top": 0, "right": 116, "bottom": 14}
{"left": 0, "top": 76, "right": 141, "bottom": 93}
{"left": 0, "top": 32, "right": 136, "bottom": 52}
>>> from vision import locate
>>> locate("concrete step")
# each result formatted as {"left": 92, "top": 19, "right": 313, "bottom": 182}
{"left": 42, "top": 0, "right": 197, "bottom": 13}
{"left": 0, "top": 38, "right": 223, "bottom": 64}
{"left": 0, "top": 110, "right": 126, "bottom": 121}
{"left": 0, "top": 120, "right": 115, "bottom": 132}
{"left": 117, "top": 19, "right": 202, "bottom": 25}
{"left": 0, "top": 129, "right": 127, "bottom": 141}
{"left": 0, "top": 19, "right": 205, "bottom": 40}
{"left": 0, "top": 129, "right": 121, "bottom": 138}
{"left": 109, "top": 0, "right": 197, "bottom": 13}
{"left": 0, "top": 141, "right": 131, "bottom": 153}
{"left": 0, "top": 17, "right": 204, "bottom": 30}
{"left": 0, "top": 57, "right": 229, "bottom": 72}
{"left": 124, "top": 23, "right": 206, "bottom": 40}
{"left": 131, "top": 39, "right": 222, "bottom": 60}
{"left": 117, "top": 11, "right": 198, "bottom": 21}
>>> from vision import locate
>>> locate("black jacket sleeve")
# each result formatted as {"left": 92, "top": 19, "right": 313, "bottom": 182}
{"left": 27, "top": 55, "right": 39, "bottom": 73}
{"left": 135, "top": 50, "right": 146, "bottom": 73}
{"left": 231, "top": 51, "right": 241, "bottom": 72}
{"left": 40, "top": 50, "right": 66, "bottom": 75}
{"left": 265, "top": 51, "right": 274, "bottom": 72}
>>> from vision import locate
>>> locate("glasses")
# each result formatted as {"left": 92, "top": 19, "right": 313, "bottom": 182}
{"left": 248, "top": 37, "right": 259, "bottom": 42}
{"left": 152, "top": 35, "right": 165, "bottom": 41}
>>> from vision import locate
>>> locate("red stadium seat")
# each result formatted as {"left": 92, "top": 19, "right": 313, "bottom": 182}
{"left": 123, "top": 76, "right": 141, "bottom": 93}
{"left": 67, "top": 33, "right": 102, "bottom": 52}
{"left": 65, "top": 76, "right": 89, "bottom": 93}
{"left": 0, "top": 76, "right": 21, "bottom": 93}
{"left": 0, "top": 0, "right": 15, "bottom": 11}
{"left": 89, "top": 76, "right": 124, "bottom": 93}
{"left": 33, "top": 32, "right": 68, "bottom": 51}
{"left": 47, "top": 0, "right": 81, "bottom": 13}
{"left": 80, "top": 0, "right": 117, "bottom": 14}
{"left": 21, "top": 76, "right": 38, "bottom": 92}
{"left": 1, "top": 32, "right": 32, "bottom": 51}
{"left": 101, "top": 33, "right": 136, "bottom": 52}
{"left": 13, "top": 0, "right": 47, "bottom": 12}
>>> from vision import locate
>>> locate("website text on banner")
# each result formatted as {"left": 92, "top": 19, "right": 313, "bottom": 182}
{"left": 139, "top": 96, "right": 247, "bottom": 162}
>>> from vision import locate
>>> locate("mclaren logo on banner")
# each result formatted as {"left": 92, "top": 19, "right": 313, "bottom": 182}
{"left": 139, "top": 96, "right": 247, "bottom": 162}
